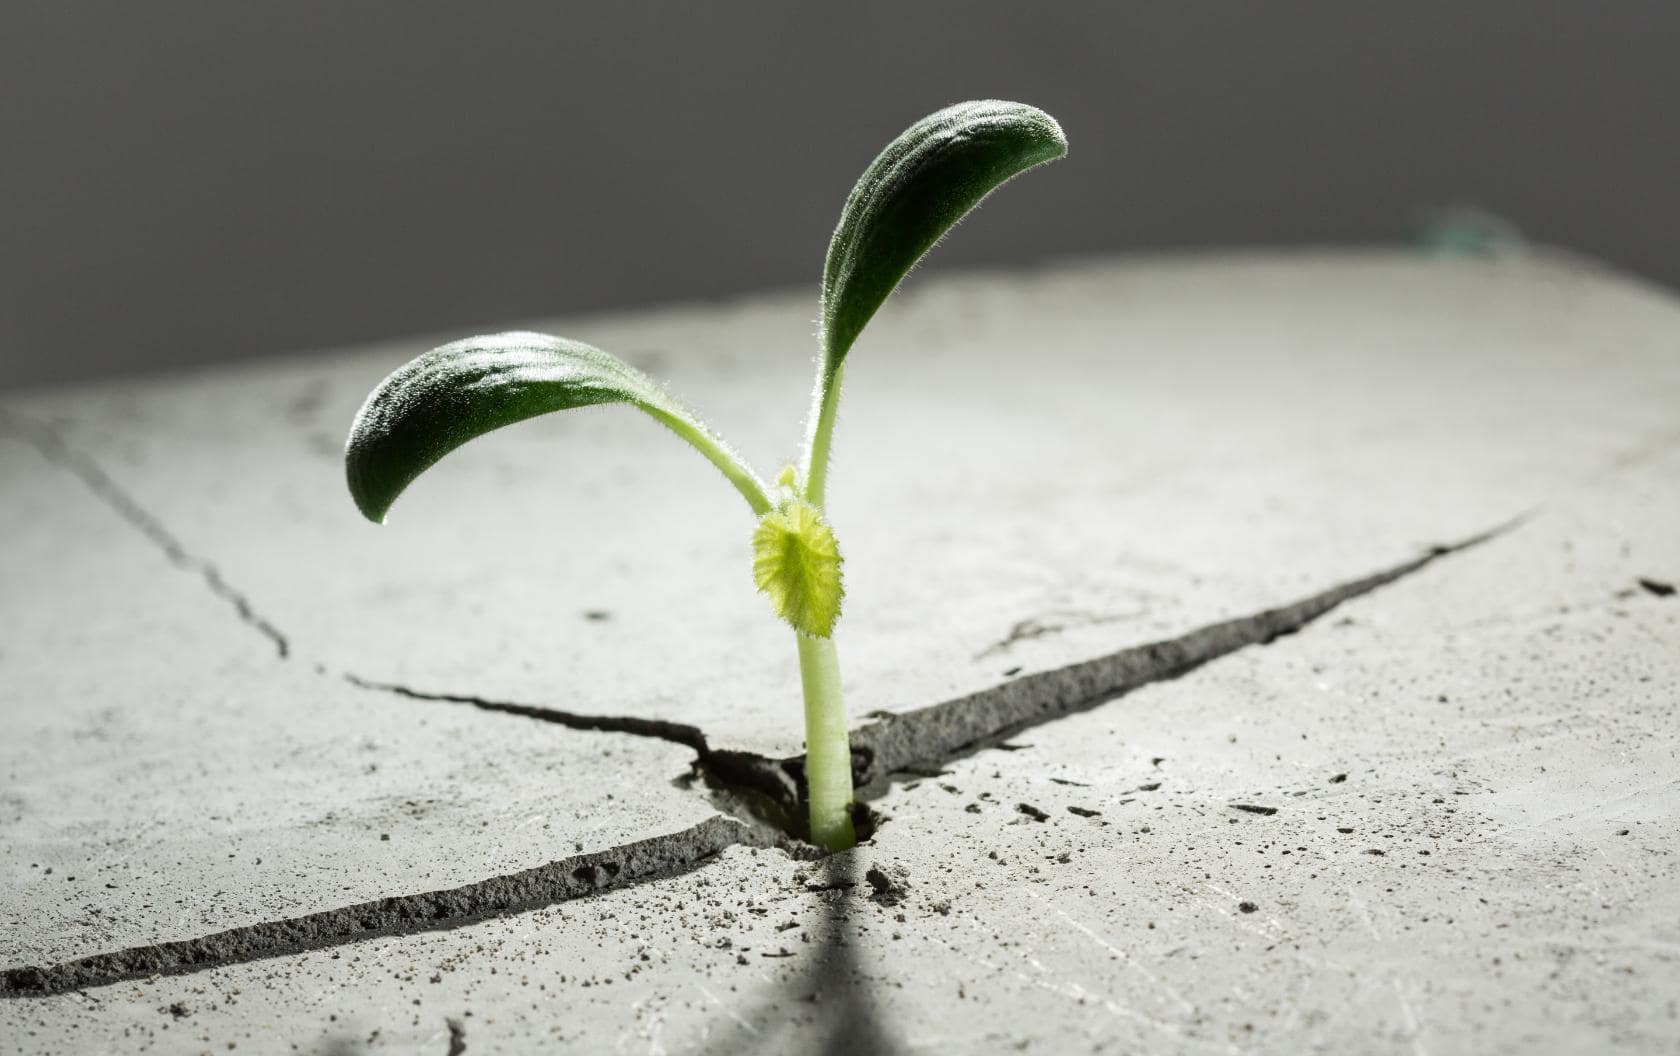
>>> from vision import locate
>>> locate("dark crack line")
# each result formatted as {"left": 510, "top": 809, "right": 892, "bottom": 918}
{"left": 848, "top": 521, "right": 1521, "bottom": 785}
{"left": 341, "top": 673, "right": 805, "bottom": 831}
{"left": 345, "top": 520, "right": 1520, "bottom": 811}
{"left": 341, "top": 674, "right": 708, "bottom": 752}
{"left": 0, "top": 520, "right": 1518, "bottom": 999}
{"left": 0, "top": 816, "right": 768, "bottom": 998}
{"left": 0, "top": 408, "right": 290, "bottom": 659}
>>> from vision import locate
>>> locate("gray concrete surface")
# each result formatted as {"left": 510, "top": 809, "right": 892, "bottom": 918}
{"left": 11, "top": 251, "right": 1678, "bottom": 760}
{"left": 0, "top": 432, "right": 725, "bottom": 974}
{"left": 2, "top": 251, "right": 1677, "bottom": 1053}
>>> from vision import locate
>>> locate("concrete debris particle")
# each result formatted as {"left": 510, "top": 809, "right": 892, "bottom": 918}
{"left": 865, "top": 866, "right": 907, "bottom": 905}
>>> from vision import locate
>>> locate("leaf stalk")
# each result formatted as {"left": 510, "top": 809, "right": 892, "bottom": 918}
{"left": 643, "top": 407, "right": 772, "bottom": 516}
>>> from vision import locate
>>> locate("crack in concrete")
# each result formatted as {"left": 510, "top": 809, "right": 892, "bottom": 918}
{"left": 848, "top": 523, "right": 1517, "bottom": 786}
{"left": 0, "top": 408, "right": 290, "bottom": 659}
{"left": 341, "top": 674, "right": 710, "bottom": 752}
{"left": 0, "top": 816, "right": 768, "bottom": 998}
{"left": 346, "top": 521, "right": 1517, "bottom": 818}
{"left": 340, "top": 674, "right": 804, "bottom": 822}
{"left": 0, "top": 519, "right": 1517, "bottom": 998}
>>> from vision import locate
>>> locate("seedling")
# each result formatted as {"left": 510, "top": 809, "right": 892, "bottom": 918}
{"left": 345, "top": 101, "right": 1066, "bottom": 851}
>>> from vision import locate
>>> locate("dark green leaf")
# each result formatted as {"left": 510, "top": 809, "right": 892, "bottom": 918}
{"left": 820, "top": 100, "right": 1066, "bottom": 371}
{"left": 346, "top": 332, "right": 767, "bottom": 522}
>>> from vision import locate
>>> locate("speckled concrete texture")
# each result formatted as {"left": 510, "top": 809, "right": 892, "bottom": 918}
{"left": 0, "top": 432, "right": 725, "bottom": 989}
{"left": 2, "top": 251, "right": 1677, "bottom": 1053}
{"left": 15, "top": 252, "right": 1679, "bottom": 760}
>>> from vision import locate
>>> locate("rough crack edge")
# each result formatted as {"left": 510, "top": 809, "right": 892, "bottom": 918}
{"left": 346, "top": 521, "right": 1519, "bottom": 812}
{"left": 847, "top": 523, "right": 1519, "bottom": 785}
{"left": 0, "top": 816, "right": 768, "bottom": 999}
{"left": 341, "top": 675, "right": 805, "bottom": 822}
{"left": 0, "top": 520, "right": 1517, "bottom": 998}
{"left": 0, "top": 407, "right": 290, "bottom": 659}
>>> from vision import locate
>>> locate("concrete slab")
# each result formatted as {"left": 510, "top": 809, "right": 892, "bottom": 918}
{"left": 3, "top": 251, "right": 1678, "bottom": 1053}
{"left": 0, "top": 431, "right": 725, "bottom": 980}
{"left": 835, "top": 445, "right": 1680, "bottom": 1054}
{"left": 4, "top": 428, "right": 1672, "bottom": 1054}
{"left": 9, "top": 252, "right": 1680, "bottom": 762}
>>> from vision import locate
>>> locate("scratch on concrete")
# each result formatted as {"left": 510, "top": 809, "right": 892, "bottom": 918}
{"left": 974, "top": 608, "right": 1146, "bottom": 659}
{"left": 0, "top": 407, "right": 290, "bottom": 659}
{"left": 342, "top": 673, "right": 709, "bottom": 752}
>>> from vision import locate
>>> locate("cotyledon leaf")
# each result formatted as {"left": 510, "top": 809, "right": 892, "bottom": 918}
{"left": 820, "top": 100, "right": 1067, "bottom": 373}
{"left": 345, "top": 331, "right": 770, "bottom": 523}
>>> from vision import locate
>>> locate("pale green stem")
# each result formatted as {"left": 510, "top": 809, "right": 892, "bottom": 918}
{"left": 797, "top": 631, "right": 856, "bottom": 850}
{"left": 799, "top": 363, "right": 845, "bottom": 510}
{"left": 646, "top": 407, "right": 772, "bottom": 516}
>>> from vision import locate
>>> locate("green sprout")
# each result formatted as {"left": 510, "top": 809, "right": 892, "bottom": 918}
{"left": 344, "top": 101, "right": 1066, "bottom": 851}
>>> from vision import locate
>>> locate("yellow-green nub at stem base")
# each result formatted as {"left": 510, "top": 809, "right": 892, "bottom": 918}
{"left": 752, "top": 501, "right": 844, "bottom": 638}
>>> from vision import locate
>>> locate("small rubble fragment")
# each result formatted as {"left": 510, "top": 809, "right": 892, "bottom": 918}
{"left": 865, "top": 865, "right": 908, "bottom": 906}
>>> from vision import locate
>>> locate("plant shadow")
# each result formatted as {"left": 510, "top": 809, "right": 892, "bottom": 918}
{"left": 697, "top": 854, "right": 904, "bottom": 1056}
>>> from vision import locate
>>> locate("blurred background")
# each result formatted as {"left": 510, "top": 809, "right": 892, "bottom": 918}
{"left": 3, "top": 2, "right": 1676, "bottom": 391}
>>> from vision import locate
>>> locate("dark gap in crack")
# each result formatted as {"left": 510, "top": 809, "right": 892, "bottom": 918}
{"left": 341, "top": 674, "right": 710, "bottom": 753}
{"left": 341, "top": 673, "right": 862, "bottom": 849}
{"left": 0, "top": 520, "right": 1518, "bottom": 998}
{"left": 0, "top": 408, "right": 290, "bottom": 659}
{"left": 0, "top": 816, "right": 770, "bottom": 998}
{"left": 846, "top": 521, "right": 1520, "bottom": 787}
{"left": 347, "top": 520, "right": 1519, "bottom": 845}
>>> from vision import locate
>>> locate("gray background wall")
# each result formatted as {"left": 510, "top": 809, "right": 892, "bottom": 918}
{"left": 3, "top": 3, "right": 1676, "bottom": 390}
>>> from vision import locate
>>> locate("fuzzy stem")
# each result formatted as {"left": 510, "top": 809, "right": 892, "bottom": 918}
{"left": 797, "top": 631, "right": 856, "bottom": 850}
{"left": 799, "top": 363, "right": 845, "bottom": 509}
{"left": 645, "top": 407, "right": 772, "bottom": 516}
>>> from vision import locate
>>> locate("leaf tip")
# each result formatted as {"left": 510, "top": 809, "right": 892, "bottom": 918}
{"left": 820, "top": 99, "right": 1069, "bottom": 367}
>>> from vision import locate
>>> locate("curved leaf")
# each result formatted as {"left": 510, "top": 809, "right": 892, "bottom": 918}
{"left": 345, "top": 332, "right": 768, "bottom": 522}
{"left": 820, "top": 100, "right": 1067, "bottom": 371}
